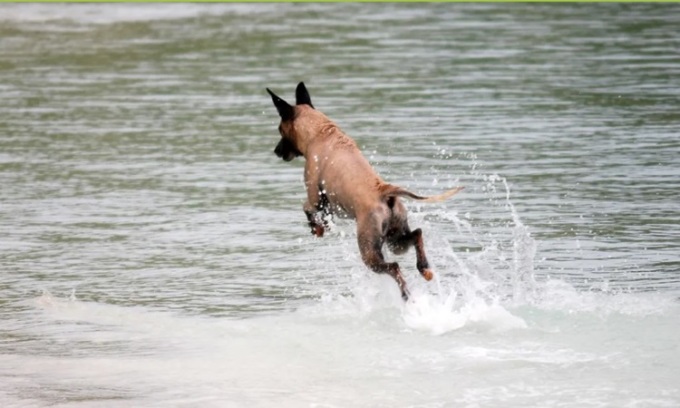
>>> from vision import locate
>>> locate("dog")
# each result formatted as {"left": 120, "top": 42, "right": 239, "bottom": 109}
{"left": 266, "top": 82, "right": 463, "bottom": 301}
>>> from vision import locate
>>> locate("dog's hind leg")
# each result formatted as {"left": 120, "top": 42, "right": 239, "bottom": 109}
{"left": 357, "top": 216, "right": 410, "bottom": 301}
{"left": 385, "top": 198, "right": 434, "bottom": 282}
{"left": 411, "top": 228, "right": 434, "bottom": 281}
{"left": 387, "top": 228, "right": 434, "bottom": 282}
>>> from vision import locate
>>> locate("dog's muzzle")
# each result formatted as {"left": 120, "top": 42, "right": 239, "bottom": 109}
{"left": 274, "top": 138, "right": 301, "bottom": 162}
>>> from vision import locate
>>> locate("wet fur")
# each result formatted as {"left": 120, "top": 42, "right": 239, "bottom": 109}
{"left": 267, "top": 82, "right": 462, "bottom": 301}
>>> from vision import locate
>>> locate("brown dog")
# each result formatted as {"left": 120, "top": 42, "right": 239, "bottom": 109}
{"left": 267, "top": 82, "right": 463, "bottom": 301}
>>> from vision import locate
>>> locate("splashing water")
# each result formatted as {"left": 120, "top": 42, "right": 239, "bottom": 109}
{"left": 392, "top": 167, "right": 536, "bottom": 335}
{"left": 305, "top": 160, "right": 540, "bottom": 336}
{"left": 402, "top": 291, "right": 528, "bottom": 336}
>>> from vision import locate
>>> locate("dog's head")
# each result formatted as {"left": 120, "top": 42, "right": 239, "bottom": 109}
{"left": 266, "top": 82, "right": 314, "bottom": 162}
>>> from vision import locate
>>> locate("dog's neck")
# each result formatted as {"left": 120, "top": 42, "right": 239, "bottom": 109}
{"left": 292, "top": 107, "right": 356, "bottom": 157}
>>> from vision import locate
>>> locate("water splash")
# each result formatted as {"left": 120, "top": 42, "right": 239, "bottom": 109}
{"left": 402, "top": 290, "right": 527, "bottom": 336}
{"left": 392, "top": 168, "right": 539, "bottom": 334}
{"left": 501, "top": 175, "right": 538, "bottom": 303}
{"left": 303, "top": 152, "right": 673, "bottom": 336}
{"left": 301, "top": 164, "right": 540, "bottom": 335}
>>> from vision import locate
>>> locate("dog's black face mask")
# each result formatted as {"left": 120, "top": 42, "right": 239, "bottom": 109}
{"left": 274, "top": 137, "right": 301, "bottom": 162}
{"left": 267, "top": 82, "right": 313, "bottom": 162}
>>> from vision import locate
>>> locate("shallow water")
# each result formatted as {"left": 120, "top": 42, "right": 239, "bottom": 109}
{"left": 1, "top": 4, "right": 679, "bottom": 407}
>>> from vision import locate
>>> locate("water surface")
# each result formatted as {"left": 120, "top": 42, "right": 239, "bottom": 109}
{"left": 1, "top": 4, "right": 679, "bottom": 407}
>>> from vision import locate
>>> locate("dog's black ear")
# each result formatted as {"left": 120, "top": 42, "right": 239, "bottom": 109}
{"left": 267, "top": 88, "right": 295, "bottom": 121}
{"left": 295, "top": 82, "right": 314, "bottom": 108}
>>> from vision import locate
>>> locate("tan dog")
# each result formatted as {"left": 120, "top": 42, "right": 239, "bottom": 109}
{"left": 267, "top": 82, "right": 463, "bottom": 300}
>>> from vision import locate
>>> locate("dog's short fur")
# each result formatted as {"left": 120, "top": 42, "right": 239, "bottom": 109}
{"left": 267, "top": 82, "right": 462, "bottom": 300}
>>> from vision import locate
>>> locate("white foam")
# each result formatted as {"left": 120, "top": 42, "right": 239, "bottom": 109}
{"left": 402, "top": 290, "right": 527, "bottom": 335}
{"left": 9, "top": 279, "right": 680, "bottom": 408}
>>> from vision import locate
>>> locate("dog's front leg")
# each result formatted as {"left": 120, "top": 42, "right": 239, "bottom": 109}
{"left": 304, "top": 200, "right": 325, "bottom": 237}
{"left": 303, "top": 161, "right": 325, "bottom": 237}
{"left": 303, "top": 167, "right": 329, "bottom": 237}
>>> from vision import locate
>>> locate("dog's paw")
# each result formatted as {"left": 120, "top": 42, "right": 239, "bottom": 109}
{"left": 312, "top": 224, "right": 325, "bottom": 237}
{"left": 421, "top": 269, "right": 434, "bottom": 281}
{"left": 401, "top": 291, "right": 410, "bottom": 302}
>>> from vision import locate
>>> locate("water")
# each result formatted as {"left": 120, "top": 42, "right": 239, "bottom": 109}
{"left": 1, "top": 3, "right": 679, "bottom": 407}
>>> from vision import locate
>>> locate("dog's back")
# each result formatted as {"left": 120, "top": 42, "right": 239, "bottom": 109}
{"left": 293, "top": 107, "right": 386, "bottom": 219}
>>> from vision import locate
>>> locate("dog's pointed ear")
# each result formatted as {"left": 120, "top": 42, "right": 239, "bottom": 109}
{"left": 267, "top": 88, "right": 295, "bottom": 121}
{"left": 295, "top": 82, "right": 314, "bottom": 108}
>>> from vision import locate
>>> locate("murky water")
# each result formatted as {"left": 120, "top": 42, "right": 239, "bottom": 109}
{"left": 1, "top": 4, "right": 679, "bottom": 407}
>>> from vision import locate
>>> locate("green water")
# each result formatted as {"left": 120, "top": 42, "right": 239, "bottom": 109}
{"left": 0, "top": 4, "right": 679, "bottom": 407}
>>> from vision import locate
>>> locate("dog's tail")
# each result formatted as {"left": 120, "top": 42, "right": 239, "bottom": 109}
{"left": 380, "top": 184, "right": 464, "bottom": 203}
